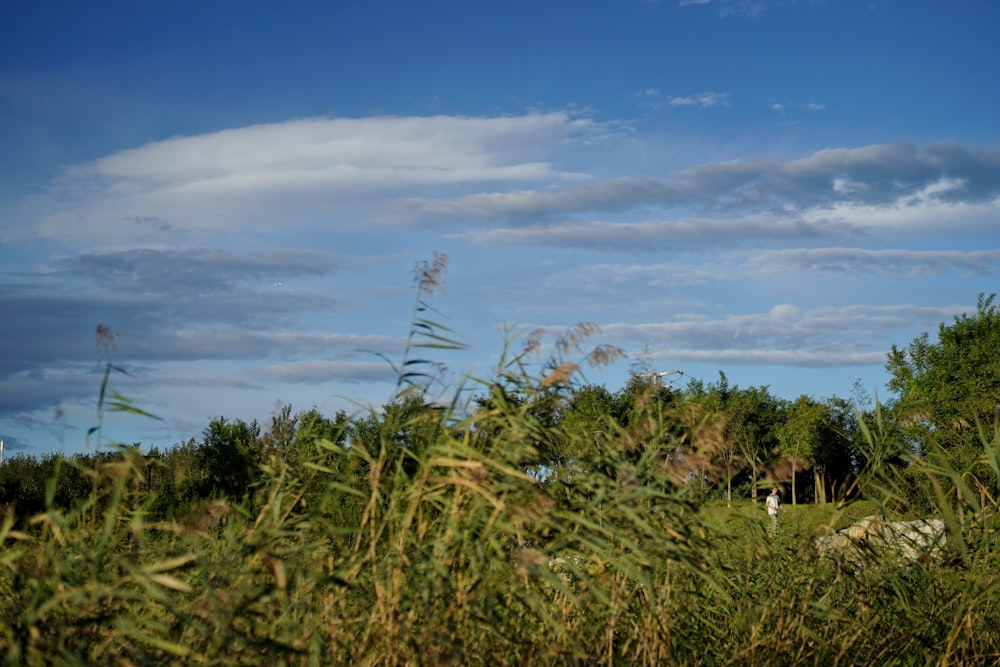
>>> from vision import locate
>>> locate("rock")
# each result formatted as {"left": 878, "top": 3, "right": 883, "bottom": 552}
{"left": 814, "top": 515, "right": 947, "bottom": 564}
{"left": 548, "top": 554, "right": 585, "bottom": 577}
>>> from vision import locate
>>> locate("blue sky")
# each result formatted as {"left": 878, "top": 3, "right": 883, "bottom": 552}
{"left": 2, "top": 0, "right": 998, "bottom": 456}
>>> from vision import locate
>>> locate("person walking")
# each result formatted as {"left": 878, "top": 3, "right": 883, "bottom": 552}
{"left": 765, "top": 487, "right": 785, "bottom": 535}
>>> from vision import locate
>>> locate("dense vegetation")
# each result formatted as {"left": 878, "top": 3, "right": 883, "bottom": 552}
{"left": 2, "top": 266, "right": 999, "bottom": 664}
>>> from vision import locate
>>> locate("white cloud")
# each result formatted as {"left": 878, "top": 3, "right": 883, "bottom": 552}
{"left": 678, "top": 0, "right": 775, "bottom": 17}
{"left": 770, "top": 101, "right": 825, "bottom": 115}
{"left": 638, "top": 89, "right": 732, "bottom": 112}
{"left": 18, "top": 113, "right": 597, "bottom": 248}
{"left": 85, "top": 114, "right": 582, "bottom": 186}
{"left": 769, "top": 304, "right": 800, "bottom": 322}
{"left": 668, "top": 91, "right": 732, "bottom": 107}
{"left": 25, "top": 119, "right": 1000, "bottom": 254}
{"left": 536, "top": 262, "right": 721, "bottom": 296}
{"left": 800, "top": 196, "right": 1000, "bottom": 239}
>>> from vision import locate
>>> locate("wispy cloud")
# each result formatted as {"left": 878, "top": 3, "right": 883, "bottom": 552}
{"left": 33, "top": 117, "right": 996, "bottom": 256}
{"left": 771, "top": 101, "right": 826, "bottom": 115}
{"left": 750, "top": 248, "right": 1000, "bottom": 276}
{"left": 601, "top": 303, "right": 958, "bottom": 368}
{"left": 57, "top": 248, "right": 345, "bottom": 297}
{"left": 641, "top": 88, "right": 732, "bottom": 110}
{"left": 668, "top": 92, "right": 733, "bottom": 107}
{"left": 14, "top": 113, "right": 597, "bottom": 249}
{"left": 395, "top": 141, "right": 1000, "bottom": 226}
{"left": 677, "top": 0, "right": 780, "bottom": 17}
{"left": 679, "top": 0, "right": 770, "bottom": 18}
{"left": 0, "top": 247, "right": 405, "bottom": 419}
{"left": 448, "top": 215, "right": 846, "bottom": 248}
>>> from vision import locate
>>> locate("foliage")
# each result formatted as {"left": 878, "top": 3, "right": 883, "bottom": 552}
{"left": 6, "top": 361, "right": 1000, "bottom": 664}
{"left": 885, "top": 293, "right": 1000, "bottom": 510}
{"left": 727, "top": 385, "right": 785, "bottom": 499}
{"left": 851, "top": 396, "right": 916, "bottom": 506}
{"left": 199, "top": 417, "right": 264, "bottom": 500}
{"left": 683, "top": 374, "right": 788, "bottom": 506}
{"left": 887, "top": 292, "right": 1000, "bottom": 453}
{"left": 6, "top": 276, "right": 1000, "bottom": 663}
{"left": 777, "top": 396, "right": 853, "bottom": 505}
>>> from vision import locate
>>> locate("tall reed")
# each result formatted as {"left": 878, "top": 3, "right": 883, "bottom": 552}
{"left": 4, "top": 297, "right": 1000, "bottom": 665}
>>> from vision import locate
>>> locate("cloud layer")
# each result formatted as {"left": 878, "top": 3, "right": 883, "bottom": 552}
{"left": 396, "top": 142, "right": 1000, "bottom": 225}
{"left": 16, "top": 113, "right": 596, "bottom": 248}
{"left": 4, "top": 112, "right": 997, "bottom": 453}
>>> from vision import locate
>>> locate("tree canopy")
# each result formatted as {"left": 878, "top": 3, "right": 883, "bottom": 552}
{"left": 887, "top": 292, "right": 1000, "bottom": 454}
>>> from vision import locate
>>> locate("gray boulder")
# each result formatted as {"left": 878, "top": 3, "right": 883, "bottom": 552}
{"left": 814, "top": 515, "right": 947, "bottom": 564}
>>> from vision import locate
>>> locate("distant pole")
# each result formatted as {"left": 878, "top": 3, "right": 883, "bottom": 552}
{"left": 1, "top": 439, "right": 4, "bottom": 466}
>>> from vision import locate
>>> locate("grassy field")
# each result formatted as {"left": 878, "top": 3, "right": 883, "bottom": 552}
{"left": 3, "top": 317, "right": 998, "bottom": 664}
{"left": 3, "top": 437, "right": 999, "bottom": 666}
{"left": 701, "top": 498, "right": 884, "bottom": 536}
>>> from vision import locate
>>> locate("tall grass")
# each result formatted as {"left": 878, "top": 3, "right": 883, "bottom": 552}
{"left": 6, "top": 359, "right": 1000, "bottom": 665}
{"left": 3, "top": 293, "right": 1000, "bottom": 664}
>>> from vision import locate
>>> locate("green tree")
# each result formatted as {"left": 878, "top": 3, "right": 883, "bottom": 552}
{"left": 163, "top": 438, "right": 203, "bottom": 505}
{"left": 886, "top": 293, "right": 1000, "bottom": 505}
{"left": 293, "top": 408, "right": 351, "bottom": 455}
{"left": 473, "top": 382, "right": 569, "bottom": 478}
{"left": 815, "top": 396, "right": 857, "bottom": 502}
{"left": 351, "top": 396, "right": 446, "bottom": 479}
{"left": 887, "top": 293, "right": 1000, "bottom": 454}
{"left": 681, "top": 373, "right": 738, "bottom": 505}
{"left": 727, "top": 386, "right": 785, "bottom": 501}
{"left": 555, "top": 380, "right": 682, "bottom": 487}
{"left": 615, "top": 375, "right": 684, "bottom": 466}
{"left": 199, "top": 417, "right": 263, "bottom": 499}
{"left": 0, "top": 454, "right": 48, "bottom": 519}
{"left": 777, "top": 396, "right": 851, "bottom": 504}
{"left": 560, "top": 384, "right": 619, "bottom": 471}
{"left": 616, "top": 374, "right": 680, "bottom": 427}
{"left": 680, "top": 374, "right": 789, "bottom": 506}
{"left": 261, "top": 403, "right": 298, "bottom": 459}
